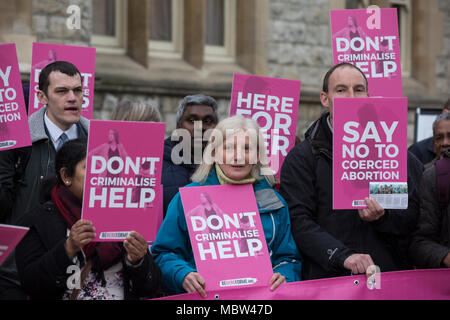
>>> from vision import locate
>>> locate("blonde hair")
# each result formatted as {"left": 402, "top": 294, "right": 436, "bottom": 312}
{"left": 191, "top": 115, "right": 276, "bottom": 186}
{"left": 111, "top": 100, "right": 161, "bottom": 122}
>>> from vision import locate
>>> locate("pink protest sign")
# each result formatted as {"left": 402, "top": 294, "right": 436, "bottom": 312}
{"left": 82, "top": 120, "right": 165, "bottom": 242}
{"left": 333, "top": 97, "right": 408, "bottom": 210}
{"left": 158, "top": 269, "right": 450, "bottom": 300}
{"left": 229, "top": 73, "right": 301, "bottom": 178}
{"left": 179, "top": 184, "right": 273, "bottom": 291}
{"left": 330, "top": 8, "right": 402, "bottom": 97}
{"left": 0, "top": 43, "right": 32, "bottom": 151}
{"left": 28, "top": 42, "right": 96, "bottom": 119}
{"left": 0, "top": 224, "right": 29, "bottom": 265}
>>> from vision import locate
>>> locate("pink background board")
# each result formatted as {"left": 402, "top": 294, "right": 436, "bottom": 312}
{"left": 28, "top": 42, "right": 96, "bottom": 119}
{"left": 0, "top": 43, "right": 32, "bottom": 151}
{"left": 82, "top": 120, "right": 165, "bottom": 242}
{"left": 330, "top": 9, "right": 402, "bottom": 97}
{"left": 0, "top": 224, "right": 29, "bottom": 265}
{"left": 180, "top": 184, "right": 273, "bottom": 291}
{"left": 157, "top": 269, "right": 450, "bottom": 300}
{"left": 332, "top": 97, "right": 408, "bottom": 210}
{"left": 229, "top": 73, "right": 301, "bottom": 179}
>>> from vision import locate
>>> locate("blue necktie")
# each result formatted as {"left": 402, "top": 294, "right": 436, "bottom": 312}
{"left": 56, "top": 133, "right": 69, "bottom": 151}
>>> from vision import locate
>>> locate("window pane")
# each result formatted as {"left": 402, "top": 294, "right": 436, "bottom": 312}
{"left": 93, "top": 0, "right": 115, "bottom": 36}
{"left": 206, "top": 0, "right": 224, "bottom": 46}
{"left": 150, "top": 0, "right": 172, "bottom": 41}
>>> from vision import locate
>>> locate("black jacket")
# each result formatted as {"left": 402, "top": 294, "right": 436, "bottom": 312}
{"left": 161, "top": 137, "right": 197, "bottom": 216}
{"left": 409, "top": 164, "right": 450, "bottom": 268}
{"left": 279, "top": 112, "right": 424, "bottom": 280}
{"left": 15, "top": 201, "right": 161, "bottom": 300}
{"left": 0, "top": 107, "right": 89, "bottom": 286}
{"left": 408, "top": 137, "right": 435, "bottom": 166}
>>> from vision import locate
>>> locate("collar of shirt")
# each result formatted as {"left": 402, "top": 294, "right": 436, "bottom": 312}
{"left": 327, "top": 115, "right": 333, "bottom": 134}
{"left": 44, "top": 111, "right": 78, "bottom": 148}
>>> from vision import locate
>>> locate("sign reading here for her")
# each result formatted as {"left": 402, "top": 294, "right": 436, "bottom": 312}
{"left": 180, "top": 184, "right": 273, "bottom": 291}
{"left": 229, "top": 73, "right": 301, "bottom": 179}
{"left": 82, "top": 120, "right": 165, "bottom": 242}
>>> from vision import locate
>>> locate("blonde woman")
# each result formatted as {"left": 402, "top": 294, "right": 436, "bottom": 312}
{"left": 152, "top": 115, "right": 302, "bottom": 297}
{"left": 111, "top": 100, "right": 161, "bottom": 122}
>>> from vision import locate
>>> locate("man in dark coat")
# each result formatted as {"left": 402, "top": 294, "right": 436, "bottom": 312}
{"left": 0, "top": 61, "right": 89, "bottom": 299}
{"left": 279, "top": 62, "right": 424, "bottom": 280}
{"left": 162, "top": 94, "right": 219, "bottom": 215}
{"left": 408, "top": 98, "right": 450, "bottom": 166}
{"left": 409, "top": 136, "right": 450, "bottom": 268}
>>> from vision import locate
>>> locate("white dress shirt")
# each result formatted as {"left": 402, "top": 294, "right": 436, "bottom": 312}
{"left": 44, "top": 111, "right": 78, "bottom": 149}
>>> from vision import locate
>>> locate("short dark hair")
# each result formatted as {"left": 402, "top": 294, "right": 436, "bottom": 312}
{"left": 176, "top": 94, "right": 219, "bottom": 125}
{"left": 38, "top": 61, "right": 82, "bottom": 96}
{"left": 40, "top": 139, "right": 87, "bottom": 202}
{"left": 322, "top": 62, "right": 368, "bottom": 93}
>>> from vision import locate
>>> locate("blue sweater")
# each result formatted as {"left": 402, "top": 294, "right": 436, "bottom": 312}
{"left": 151, "top": 168, "right": 302, "bottom": 294}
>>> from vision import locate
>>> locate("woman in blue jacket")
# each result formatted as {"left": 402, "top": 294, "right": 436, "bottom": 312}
{"left": 152, "top": 115, "right": 302, "bottom": 297}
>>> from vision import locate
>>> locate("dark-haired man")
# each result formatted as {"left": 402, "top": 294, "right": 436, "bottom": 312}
{"left": 0, "top": 61, "right": 89, "bottom": 299}
{"left": 162, "top": 94, "right": 219, "bottom": 215}
{"left": 279, "top": 62, "right": 423, "bottom": 280}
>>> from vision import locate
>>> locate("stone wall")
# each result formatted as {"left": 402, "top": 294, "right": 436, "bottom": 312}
{"left": 436, "top": 0, "right": 450, "bottom": 95}
{"left": 31, "top": 0, "right": 91, "bottom": 46}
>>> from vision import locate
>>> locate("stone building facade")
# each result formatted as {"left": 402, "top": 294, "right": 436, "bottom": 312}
{"left": 1, "top": 0, "right": 449, "bottom": 144}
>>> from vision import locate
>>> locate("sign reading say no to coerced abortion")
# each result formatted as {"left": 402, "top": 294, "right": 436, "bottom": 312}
{"left": 333, "top": 97, "right": 408, "bottom": 210}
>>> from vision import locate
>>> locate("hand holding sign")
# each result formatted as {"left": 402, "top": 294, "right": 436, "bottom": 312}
{"left": 183, "top": 272, "right": 207, "bottom": 298}
{"left": 64, "top": 219, "right": 96, "bottom": 259}
{"left": 124, "top": 231, "right": 148, "bottom": 265}
{"left": 358, "top": 197, "right": 385, "bottom": 222}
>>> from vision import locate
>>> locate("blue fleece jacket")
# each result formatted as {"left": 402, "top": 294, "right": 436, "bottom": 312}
{"left": 151, "top": 168, "right": 302, "bottom": 295}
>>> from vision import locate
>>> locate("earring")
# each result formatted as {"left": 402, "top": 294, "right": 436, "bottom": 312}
{"left": 65, "top": 180, "right": 70, "bottom": 185}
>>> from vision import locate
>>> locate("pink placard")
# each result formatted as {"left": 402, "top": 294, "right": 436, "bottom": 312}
{"left": 0, "top": 43, "right": 32, "bottom": 151}
{"left": 333, "top": 97, "right": 408, "bottom": 210}
{"left": 179, "top": 184, "right": 273, "bottom": 291}
{"left": 157, "top": 269, "right": 450, "bottom": 300}
{"left": 0, "top": 224, "right": 29, "bottom": 265}
{"left": 330, "top": 8, "right": 402, "bottom": 97}
{"left": 229, "top": 73, "right": 301, "bottom": 179}
{"left": 28, "top": 42, "right": 96, "bottom": 119}
{"left": 81, "top": 120, "right": 165, "bottom": 242}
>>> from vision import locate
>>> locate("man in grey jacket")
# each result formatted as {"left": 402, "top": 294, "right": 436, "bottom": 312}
{"left": 0, "top": 61, "right": 89, "bottom": 299}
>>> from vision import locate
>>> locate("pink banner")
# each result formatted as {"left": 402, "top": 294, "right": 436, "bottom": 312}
{"left": 0, "top": 43, "right": 32, "bottom": 151}
{"left": 333, "top": 98, "right": 408, "bottom": 210}
{"left": 28, "top": 42, "right": 96, "bottom": 119}
{"left": 179, "top": 184, "right": 273, "bottom": 291}
{"left": 229, "top": 73, "right": 301, "bottom": 179}
{"left": 0, "top": 224, "right": 29, "bottom": 265}
{"left": 82, "top": 120, "right": 165, "bottom": 242}
{"left": 158, "top": 269, "right": 450, "bottom": 300}
{"left": 330, "top": 8, "right": 402, "bottom": 97}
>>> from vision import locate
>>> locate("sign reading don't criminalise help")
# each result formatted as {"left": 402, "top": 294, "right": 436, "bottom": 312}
{"left": 82, "top": 120, "right": 165, "bottom": 242}
{"left": 330, "top": 8, "right": 402, "bottom": 97}
{"left": 180, "top": 184, "right": 273, "bottom": 291}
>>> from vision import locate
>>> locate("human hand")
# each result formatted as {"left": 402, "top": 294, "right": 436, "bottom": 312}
{"left": 358, "top": 198, "right": 384, "bottom": 222}
{"left": 443, "top": 252, "right": 450, "bottom": 268}
{"left": 269, "top": 272, "right": 286, "bottom": 291}
{"left": 65, "top": 219, "right": 96, "bottom": 259}
{"left": 124, "top": 231, "right": 148, "bottom": 265}
{"left": 343, "top": 253, "right": 375, "bottom": 275}
{"left": 182, "top": 272, "right": 207, "bottom": 298}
